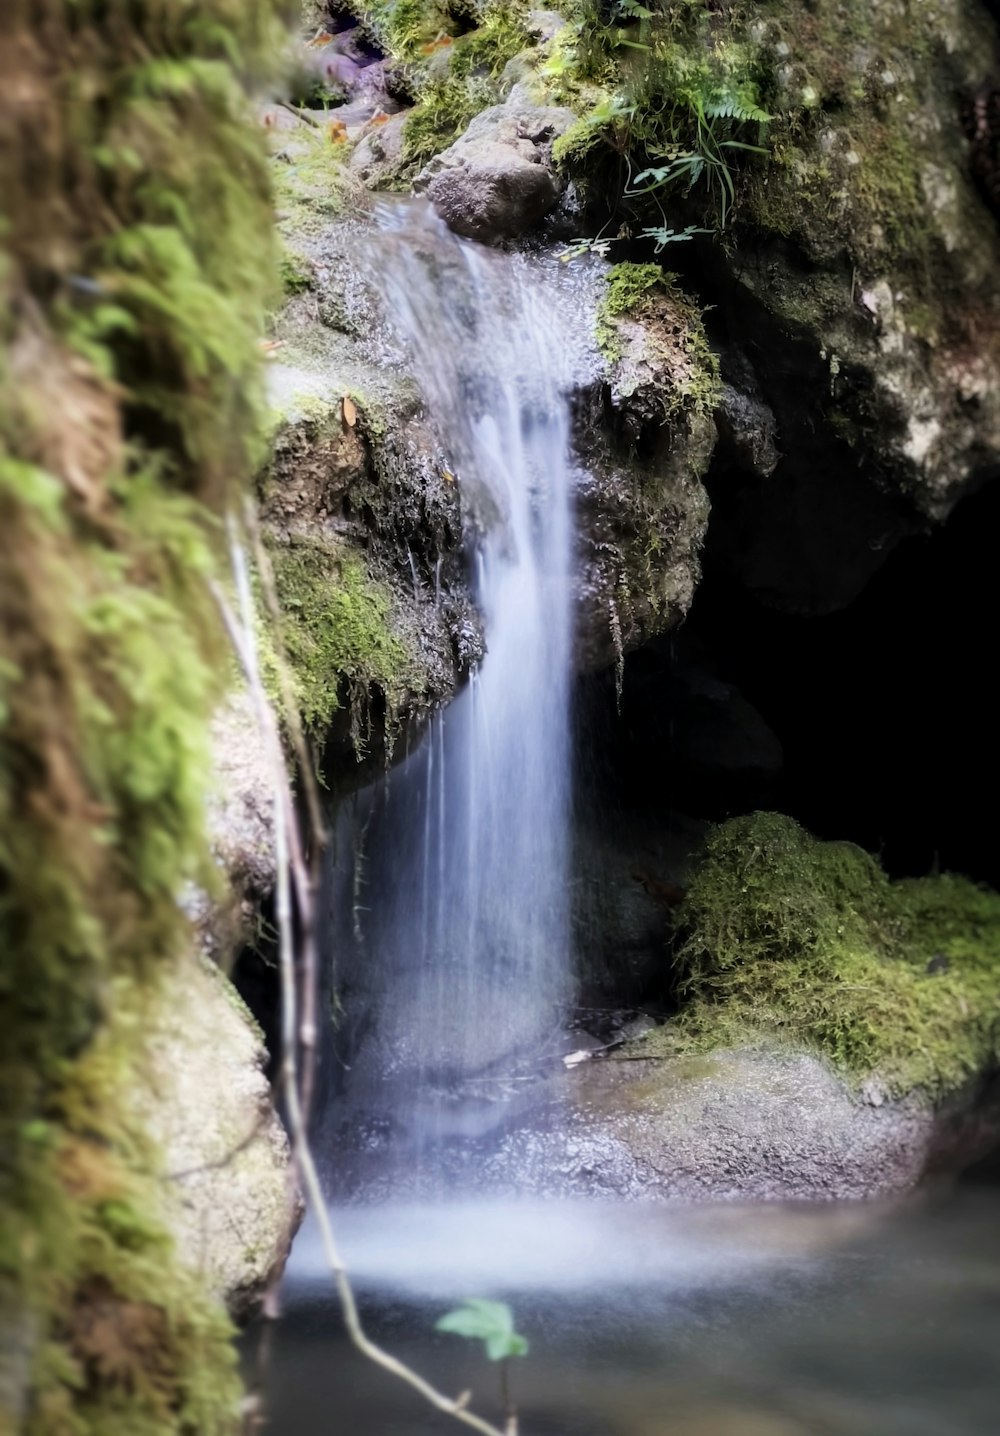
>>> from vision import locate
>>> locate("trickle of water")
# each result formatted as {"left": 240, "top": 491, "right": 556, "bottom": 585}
{"left": 325, "top": 202, "right": 600, "bottom": 1160}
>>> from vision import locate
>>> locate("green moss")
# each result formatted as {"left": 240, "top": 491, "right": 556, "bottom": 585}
{"left": 279, "top": 246, "right": 313, "bottom": 297}
{"left": 597, "top": 262, "right": 721, "bottom": 421}
{"left": 376, "top": 2, "right": 540, "bottom": 170}
{"left": 273, "top": 126, "right": 354, "bottom": 240}
{"left": 596, "top": 261, "right": 667, "bottom": 354}
{"left": 546, "top": 3, "right": 772, "bottom": 231}
{"left": 403, "top": 74, "right": 494, "bottom": 168}
{"left": 270, "top": 539, "right": 415, "bottom": 743}
{"left": 2, "top": 0, "right": 287, "bottom": 1429}
{"left": 450, "top": 5, "right": 533, "bottom": 80}
{"left": 654, "top": 813, "right": 1000, "bottom": 1099}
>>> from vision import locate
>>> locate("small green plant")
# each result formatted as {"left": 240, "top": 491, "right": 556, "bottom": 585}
{"left": 626, "top": 79, "right": 771, "bottom": 228}
{"left": 436, "top": 1299, "right": 529, "bottom": 1435}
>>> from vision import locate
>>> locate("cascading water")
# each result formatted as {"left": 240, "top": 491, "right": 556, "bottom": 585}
{"left": 325, "top": 202, "right": 598, "bottom": 1173}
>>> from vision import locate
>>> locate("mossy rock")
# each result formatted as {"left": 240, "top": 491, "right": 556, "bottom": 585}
{"left": 540, "top": 0, "right": 1000, "bottom": 521}
{"left": 651, "top": 812, "right": 1000, "bottom": 1100}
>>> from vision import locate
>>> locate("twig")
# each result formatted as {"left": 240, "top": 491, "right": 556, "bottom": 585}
{"left": 241, "top": 500, "right": 325, "bottom": 1129}
{"left": 279, "top": 100, "right": 322, "bottom": 129}
{"left": 215, "top": 518, "right": 507, "bottom": 1436}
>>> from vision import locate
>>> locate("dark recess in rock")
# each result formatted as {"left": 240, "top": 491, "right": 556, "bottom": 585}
{"left": 576, "top": 473, "right": 1000, "bottom": 891}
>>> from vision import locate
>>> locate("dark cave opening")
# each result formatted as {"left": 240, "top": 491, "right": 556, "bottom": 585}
{"left": 578, "top": 472, "right": 1000, "bottom": 893}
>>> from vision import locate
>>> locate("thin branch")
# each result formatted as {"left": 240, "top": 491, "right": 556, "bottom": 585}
{"left": 279, "top": 100, "right": 322, "bottom": 129}
{"left": 241, "top": 499, "right": 325, "bottom": 1127}
{"left": 215, "top": 520, "right": 507, "bottom": 1436}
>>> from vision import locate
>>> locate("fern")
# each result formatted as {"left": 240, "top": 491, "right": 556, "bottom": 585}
{"left": 705, "top": 81, "right": 771, "bottom": 125}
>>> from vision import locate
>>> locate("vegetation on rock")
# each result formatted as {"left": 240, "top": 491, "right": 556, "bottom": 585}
{"left": 0, "top": 0, "right": 288, "bottom": 1428}
{"left": 651, "top": 813, "right": 1000, "bottom": 1099}
{"left": 597, "top": 261, "right": 720, "bottom": 421}
{"left": 270, "top": 539, "right": 416, "bottom": 744}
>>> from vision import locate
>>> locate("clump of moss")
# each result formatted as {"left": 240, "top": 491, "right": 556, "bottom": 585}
{"left": 402, "top": 73, "right": 495, "bottom": 168}
{"left": 596, "top": 261, "right": 669, "bottom": 353}
{"left": 597, "top": 262, "right": 721, "bottom": 421}
{"left": 272, "top": 123, "right": 357, "bottom": 240}
{"left": 270, "top": 540, "right": 415, "bottom": 744}
{"left": 347, "top": 1, "right": 537, "bottom": 170}
{"left": 1, "top": 0, "right": 287, "bottom": 1428}
{"left": 656, "top": 813, "right": 1000, "bottom": 1099}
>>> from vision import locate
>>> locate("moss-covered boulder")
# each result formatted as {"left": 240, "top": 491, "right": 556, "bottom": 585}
{"left": 261, "top": 140, "right": 486, "bottom": 775}
{"left": 485, "top": 814, "right": 1000, "bottom": 1202}
{"left": 665, "top": 813, "right": 1000, "bottom": 1098}
{"left": 1, "top": 0, "right": 299, "bottom": 1429}
{"left": 541, "top": 0, "right": 1000, "bottom": 608}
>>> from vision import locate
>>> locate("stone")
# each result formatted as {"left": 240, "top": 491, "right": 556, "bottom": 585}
{"left": 123, "top": 955, "right": 302, "bottom": 1320}
{"left": 482, "top": 1046, "right": 1000, "bottom": 1201}
{"left": 414, "top": 101, "right": 577, "bottom": 243}
{"left": 350, "top": 111, "right": 409, "bottom": 190}
{"left": 207, "top": 690, "right": 277, "bottom": 905}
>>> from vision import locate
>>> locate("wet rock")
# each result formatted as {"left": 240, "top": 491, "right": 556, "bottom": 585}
{"left": 573, "top": 274, "right": 718, "bottom": 669}
{"left": 484, "top": 1047, "right": 1000, "bottom": 1201}
{"left": 123, "top": 956, "right": 301, "bottom": 1318}
{"left": 414, "top": 101, "right": 576, "bottom": 243}
{"left": 350, "top": 111, "right": 409, "bottom": 189}
{"left": 572, "top": 808, "right": 707, "bottom": 1005}
{"left": 715, "top": 383, "right": 780, "bottom": 479}
{"left": 261, "top": 205, "right": 484, "bottom": 776}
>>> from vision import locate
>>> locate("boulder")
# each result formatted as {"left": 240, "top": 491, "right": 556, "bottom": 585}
{"left": 573, "top": 268, "right": 719, "bottom": 669}
{"left": 481, "top": 1047, "right": 1000, "bottom": 1201}
{"left": 123, "top": 956, "right": 301, "bottom": 1319}
{"left": 414, "top": 101, "right": 576, "bottom": 243}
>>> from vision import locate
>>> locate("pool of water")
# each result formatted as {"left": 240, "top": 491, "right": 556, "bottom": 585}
{"left": 248, "top": 1183, "right": 1000, "bottom": 1435}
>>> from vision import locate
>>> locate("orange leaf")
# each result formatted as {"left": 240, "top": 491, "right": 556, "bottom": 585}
{"left": 308, "top": 29, "right": 335, "bottom": 46}
{"left": 342, "top": 394, "right": 358, "bottom": 429}
{"left": 420, "top": 34, "right": 454, "bottom": 54}
{"left": 328, "top": 119, "right": 348, "bottom": 143}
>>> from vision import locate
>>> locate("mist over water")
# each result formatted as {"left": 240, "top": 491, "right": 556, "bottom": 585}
{"left": 324, "top": 203, "right": 598, "bottom": 1158}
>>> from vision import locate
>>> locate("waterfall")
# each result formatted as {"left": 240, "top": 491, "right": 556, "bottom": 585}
{"left": 327, "top": 202, "right": 595, "bottom": 1172}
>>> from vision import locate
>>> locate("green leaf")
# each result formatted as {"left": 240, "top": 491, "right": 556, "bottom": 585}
{"left": 485, "top": 1332, "right": 529, "bottom": 1361}
{"left": 436, "top": 1300, "right": 528, "bottom": 1361}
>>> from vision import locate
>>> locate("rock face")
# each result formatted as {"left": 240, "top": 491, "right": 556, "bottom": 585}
{"left": 573, "top": 268, "right": 718, "bottom": 669}
{"left": 261, "top": 215, "right": 484, "bottom": 775}
{"left": 414, "top": 101, "right": 576, "bottom": 243}
{"left": 480, "top": 1048, "right": 1000, "bottom": 1201}
{"left": 124, "top": 956, "right": 301, "bottom": 1319}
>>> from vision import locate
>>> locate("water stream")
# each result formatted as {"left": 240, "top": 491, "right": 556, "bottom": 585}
{"left": 323, "top": 203, "right": 598, "bottom": 1165}
{"left": 259, "top": 204, "right": 1000, "bottom": 1436}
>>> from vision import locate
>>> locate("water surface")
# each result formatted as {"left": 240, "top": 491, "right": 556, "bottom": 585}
{"left": 254, "top": 1187, "right": 1000, "bottom": 1435}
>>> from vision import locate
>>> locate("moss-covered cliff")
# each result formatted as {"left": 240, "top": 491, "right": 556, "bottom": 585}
{"left": 0, "top": 2, "right": 290, "bottom": 1430}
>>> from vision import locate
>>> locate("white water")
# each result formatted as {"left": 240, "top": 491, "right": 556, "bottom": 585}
{"left": 326, "top": 204, "right": 598, "bottom": 1155}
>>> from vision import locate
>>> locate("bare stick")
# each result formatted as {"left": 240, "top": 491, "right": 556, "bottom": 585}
{"left": 215, "top": 523, "right": 507, "bottom": 1436}
{"left": 241, "top": 499, "right": 325, "bottom": 1128}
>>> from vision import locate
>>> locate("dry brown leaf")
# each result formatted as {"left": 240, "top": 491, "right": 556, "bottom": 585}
{"left": 342, "top": 394, "right": 357, "bottom": 429}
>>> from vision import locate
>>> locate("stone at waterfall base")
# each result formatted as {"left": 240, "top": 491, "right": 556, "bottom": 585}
{"left": 481, "top": 1046, "right": 1000, "bottom": 1202}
